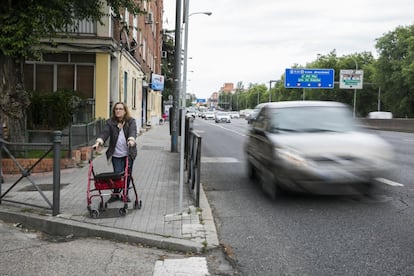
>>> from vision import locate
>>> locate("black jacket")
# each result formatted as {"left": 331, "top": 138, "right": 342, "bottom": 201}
{"left": 97, "top": 117, "right": 137, "bottom": 160}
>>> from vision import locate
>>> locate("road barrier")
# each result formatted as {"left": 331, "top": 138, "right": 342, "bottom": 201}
{"left": 360, "top": 118, "right": 414, "bottom": 133}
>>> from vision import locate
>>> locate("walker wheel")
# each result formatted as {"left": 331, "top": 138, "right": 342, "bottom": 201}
{"left": 90, "top": 209, "right": 99, "bottom": 219}
{"left": 134, "top": 200, "right": 142, "bottom": 209}
{"left": 119, "top": 207, "right": 127, "bottom": 216}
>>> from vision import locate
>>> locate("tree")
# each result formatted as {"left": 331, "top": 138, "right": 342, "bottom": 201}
{"left": 161, "top": 31, "right": 175, "bottom": 104}
{"left": 0, "top": 0, "right": 143, "bottom": 142}
{"left": 375, "top": 24, "right": 414, "bottom": 117}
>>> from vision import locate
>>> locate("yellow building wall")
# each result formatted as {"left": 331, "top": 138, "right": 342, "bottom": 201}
{"left": 147, "top": 90, "right": 162, "bottom": 125}
{"left": 95, "top": 53, "right": 111, "bottom": 119}
{"left": 119, "top": 52, "right": 144, "bottom": 124}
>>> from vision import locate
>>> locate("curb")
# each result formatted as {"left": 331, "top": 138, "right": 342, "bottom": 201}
{"left": 0, "top": 184, "right": 220, "bottom": 254}
{"left": 0, "top": 207, "right": 204, "bottom": 253}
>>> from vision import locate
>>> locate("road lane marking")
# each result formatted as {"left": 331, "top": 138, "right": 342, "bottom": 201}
{"left": 194, "top": 119, "right": 247, "bottom": 137}
{"left": 202, "top": 157, "right": 240, "bottom": 163}
{"left": 375, "top": 178, "right": 404, "bottom": 186}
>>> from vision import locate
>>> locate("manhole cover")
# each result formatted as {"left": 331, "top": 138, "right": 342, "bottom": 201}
{"left": 19, "top": 183, "right": 69, "bottom": 192}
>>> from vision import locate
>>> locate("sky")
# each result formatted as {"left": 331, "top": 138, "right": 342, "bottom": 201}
{"left": 162, "top": 0, "right": 414, "bottom": 100}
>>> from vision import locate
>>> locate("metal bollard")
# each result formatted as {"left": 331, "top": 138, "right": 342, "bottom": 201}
{"left": 52, "top": 131, "right": 62, "bottom": 216}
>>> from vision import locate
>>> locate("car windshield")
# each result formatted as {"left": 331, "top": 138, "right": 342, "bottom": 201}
{"left": 269, "top": 106, "right": 356, "bottom": 133}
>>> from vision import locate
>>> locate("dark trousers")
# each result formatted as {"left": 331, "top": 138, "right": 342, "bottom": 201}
{"left": 112, "top": 156, "right": 134, "bottom": 195}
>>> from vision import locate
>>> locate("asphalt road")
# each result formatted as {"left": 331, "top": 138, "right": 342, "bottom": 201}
{"left": 195, "top": 117, "right": 414, "bottom": 276}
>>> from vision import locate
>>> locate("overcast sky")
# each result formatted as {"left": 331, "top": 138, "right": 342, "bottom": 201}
{"left": 163, "top": 0, "right": 414, "bottom": 100}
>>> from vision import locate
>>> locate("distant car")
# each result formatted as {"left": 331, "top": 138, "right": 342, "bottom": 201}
{"left": 186, "top": 110, "right": 196, "bottom": 118}
{"left": 215, "top": 112, "right": 231, "bottom": 123}
{"left": 244, "top": 101, "right": 394, "bottom": 199}
{"left": 230, "top": 111, "right": 240, "bottom": 119}
{"left": 204, "top": 111, "right": 215, "bottom": 120}
{"left": 247, "top": 103, "right": 266, "bottom": 124}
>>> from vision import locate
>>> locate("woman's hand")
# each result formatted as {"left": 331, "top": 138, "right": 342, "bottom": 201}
{"left": 92, "top": 142, "right": 100, "bottom": 150}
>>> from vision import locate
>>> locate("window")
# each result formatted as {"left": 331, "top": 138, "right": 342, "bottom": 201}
{"left": 76, "top": 65, "right": 94, "bottom": 98}
{"left": 24, "top": 53, "right": 94, "bottom": 97}
{"left": 133, "top": 16, "right": 138, "bottom": 41}
{"left": 23, "top": 64, "right": 34, "bottom": 91}
{"left": 132, "top": 78, "right": 137, "bottom": 109}
{"left": 36, "top": 64, "right": 53, "bottom": 92}
{"left": 71, "top": 54, "right": 95, "bottom": 63}
{"left": 124, "top": 9, "right": 129, "bottom": 27}
{"left": 43, "top": 53, "right": 68, "bottom": 62}
{"left": 57, "top": 64, "right": 74, "bottom": 90}
{"left": 123, "top": 72, "right": 128, "bottom": 103}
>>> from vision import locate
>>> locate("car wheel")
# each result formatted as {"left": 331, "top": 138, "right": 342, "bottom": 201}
{"left": 358, "top": 181, "right": 375, "bottom": 197}
{"left": 246, "top": 159, "right": 256, "bottom": 180}
{"left": 260, "top": 167, "right": 279, "bottom": 200}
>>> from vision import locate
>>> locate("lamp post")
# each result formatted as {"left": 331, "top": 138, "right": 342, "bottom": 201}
{"left": 269, "top": 80, "right": 280, "bottom": 102}
{"left": 351, "top": 57, "right": 359, "bottom": 117}
{"left": 179, "top": 0, "right": 211, "bottom": 212}
{"left": 171, "top": 0, "right": 182, "bottom": 153}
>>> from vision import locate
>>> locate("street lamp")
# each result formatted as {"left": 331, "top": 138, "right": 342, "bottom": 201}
{"left": 179, "top": 0, "right": 211, "bottom": 212}
{"left": 269, "top": 80, "right": 280, "bottom": 102}
{"left": 350, "top": 57, "right": 359, "bottom": 117}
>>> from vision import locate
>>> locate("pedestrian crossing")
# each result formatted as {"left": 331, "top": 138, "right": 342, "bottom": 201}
{"left": 153, "top": 257, "right": 209, "bottom": 276}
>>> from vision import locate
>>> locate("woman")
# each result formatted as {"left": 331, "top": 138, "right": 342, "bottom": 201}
{"left": 92, "top": 102, "right": 137, "bottom": 203}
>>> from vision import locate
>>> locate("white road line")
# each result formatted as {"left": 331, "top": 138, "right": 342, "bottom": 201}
{"left": 202, "top": 157, "right": 240, "bottom": 163}
{"left": 153, "top": 257, "right": 209, "bottom": 276}
{"left": 210, "top": 122, "right": 247, "bottom": 137}
{"left": 194, "top": 119, "right": 247, "bottom": 137}
{"left": 375, "top": 178, "right": 404, "bottom": 187}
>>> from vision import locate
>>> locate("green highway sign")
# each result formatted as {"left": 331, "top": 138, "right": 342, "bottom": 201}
{"left": 339, "top": 70, "right": 364, "bottom": 89}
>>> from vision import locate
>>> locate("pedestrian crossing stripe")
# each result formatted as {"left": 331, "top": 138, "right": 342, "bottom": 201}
{"left": 153, "top": 257, "right": 209, "bottom": 275}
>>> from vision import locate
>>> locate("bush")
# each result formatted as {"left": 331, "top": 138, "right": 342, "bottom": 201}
{"left": 27, "top": 89, "right": 83, "bottom": 130}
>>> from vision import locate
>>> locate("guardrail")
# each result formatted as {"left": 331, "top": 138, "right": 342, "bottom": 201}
{"left": 360, "top": 118, "right": 414, "bottom": 133}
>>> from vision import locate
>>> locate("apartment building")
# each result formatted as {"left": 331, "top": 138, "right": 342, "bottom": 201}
{"left": 23, "top": 0, "right": 164, "bottom": 129}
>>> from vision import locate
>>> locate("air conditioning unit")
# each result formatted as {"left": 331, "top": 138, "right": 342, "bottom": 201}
{"left": 145, "top": 12, "right": 153, "bottom": 24}
{"left": 161, "top": 51, "right": 167, "bottom": 58}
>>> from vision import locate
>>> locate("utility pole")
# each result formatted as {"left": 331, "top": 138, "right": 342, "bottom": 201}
{"left": 171, "top": 0, "right": 182, "bottom": 152}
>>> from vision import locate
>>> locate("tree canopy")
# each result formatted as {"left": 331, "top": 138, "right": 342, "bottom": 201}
{"left": 220, "top": 24, "right": 414, "bottom": 118}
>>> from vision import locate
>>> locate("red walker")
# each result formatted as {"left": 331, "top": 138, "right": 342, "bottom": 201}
{"left": 86, "top": 149, "right": 142, "bottom": 218}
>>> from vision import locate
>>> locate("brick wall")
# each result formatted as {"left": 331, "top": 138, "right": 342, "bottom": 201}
{"left": 1, "top": 149, "right": 84, "bottom": 174}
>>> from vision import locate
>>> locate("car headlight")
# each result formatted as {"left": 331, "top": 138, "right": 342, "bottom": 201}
{"left": 276, "top": 148, "right": 311, "bottom": 167}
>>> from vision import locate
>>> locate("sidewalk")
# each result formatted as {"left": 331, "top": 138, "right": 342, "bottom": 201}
{"left": 0, "top": 123, "right": 219, "bottom": 253}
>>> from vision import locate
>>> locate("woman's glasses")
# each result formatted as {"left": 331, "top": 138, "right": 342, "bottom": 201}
{"left": 115, "top": 107, "right": 124, "bottom": 111}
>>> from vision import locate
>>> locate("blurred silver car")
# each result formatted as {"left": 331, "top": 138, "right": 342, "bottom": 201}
{"left": 215, "top": 112, "right": 231, "bottom": 123}
{"left": 244, "top": 101, "right": 394, "bottom": 198}
{"left": 204, "top": 111, "right": 215, "bottom": 120}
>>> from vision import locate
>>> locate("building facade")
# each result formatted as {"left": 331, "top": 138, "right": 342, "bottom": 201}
{"left": 23, "top": 0, "right": 164, "bottom": 129}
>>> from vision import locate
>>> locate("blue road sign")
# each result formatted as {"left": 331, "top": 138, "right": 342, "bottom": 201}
{"left": 196, "top": 98, "right": 206, "bottom": 103}
{"left": 285, "top": 68, "right": 335, "bottom": 89}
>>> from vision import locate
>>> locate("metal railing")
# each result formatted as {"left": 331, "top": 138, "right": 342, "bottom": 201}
{"left": 0, "top": 132, "right": 62, "bottom": 216}
{"left": 184, "top": 117, "right": 202, "bottom": 207}
{"left": 25, "top": 119, "right": 105, "bottom": 157}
